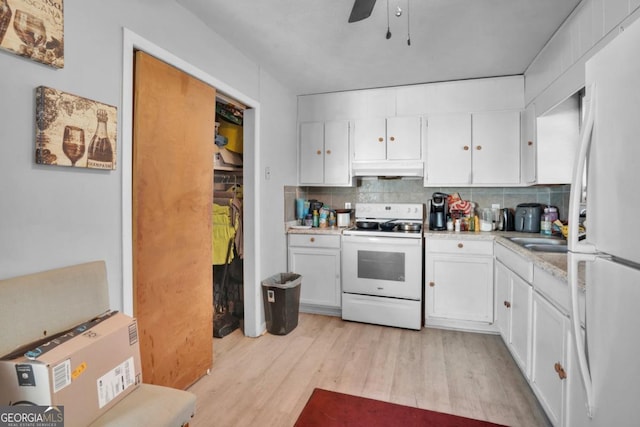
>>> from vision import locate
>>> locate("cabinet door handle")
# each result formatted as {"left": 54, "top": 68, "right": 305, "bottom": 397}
{"left": 554, "top": 362, "right": 567, "bottom": 380}
{"left": 463, "top": 145, "right": 470, "bottom": 151}
{"left": 476, "top": 145, "right": 482, "bottom": 150}
{"left": 504, "top": 301, "right": 511, "bottom": 308}
{"left": 310, "top": 237, "right": 315, "bottom": 243}
{"left": 429, "top": 281, "right": 435, "bottom": 287}
{"left": 378, "top": 137, "right": 384, "bottom": 143}
{"left": 528, "top": 140, "right": 534, "bottom": 146}
{"left": 326, "top": 149, "right": 331, "bottom": 155}
{"left": 457, "top": 243, "right": 464, "bottom": 248}
{"left": 389, "top": 136, "right": 395, "bottom": 142}
{"left": 316, "top": 150, "right": 322, "bottom": 155}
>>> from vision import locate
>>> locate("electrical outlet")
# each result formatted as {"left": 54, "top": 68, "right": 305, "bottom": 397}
{"left": 345, "top": 202, "right": 352, "bottom": 209}
{"left": 491, "top": 203, "right": 500, "bottom": 209}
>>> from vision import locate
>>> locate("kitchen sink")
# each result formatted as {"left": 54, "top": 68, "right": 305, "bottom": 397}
{"left": 508, "top": 236, "right": 568, "bottom": 253}
{"left": 521, "top": 243, "right": 568, "bottom": 253}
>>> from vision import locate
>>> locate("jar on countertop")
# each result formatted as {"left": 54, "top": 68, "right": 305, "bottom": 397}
{"left": 540, "top": 208, "right": 552, "bottom": 235}
{"left": 328, "top": 211, "right": 336, "bottom": 227}
{"left": 304, "top": 214, "right": 313, "bottom": 227}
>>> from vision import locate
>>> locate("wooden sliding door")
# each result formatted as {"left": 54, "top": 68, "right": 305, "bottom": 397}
{"left": 133, "top": 51, "right": 215, "bottom": 389}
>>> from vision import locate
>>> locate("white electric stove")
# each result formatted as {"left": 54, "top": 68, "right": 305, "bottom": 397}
{"left": 341, "top": 203, "right": 424, "bottom": 330}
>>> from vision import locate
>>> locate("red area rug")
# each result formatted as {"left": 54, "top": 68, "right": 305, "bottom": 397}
{"left": 294, "top": 388, "right": 508, "bottom": 427}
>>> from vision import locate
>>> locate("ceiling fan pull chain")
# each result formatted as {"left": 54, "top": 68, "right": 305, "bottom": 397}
{"left": 386, "top": 0, "right": 392, "bottom": 39}
{"left": 407, "top": 0, "right": 411, "bottom": 45}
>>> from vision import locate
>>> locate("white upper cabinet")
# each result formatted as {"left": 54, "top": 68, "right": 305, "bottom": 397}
{"left": 521, "top": 103, "right": 537, "bottom": 185}
{"left": 299, "top": 120, "right": 351, "bottom": 186}
{"left": 352, "top": 88, "right": 396, "bottom": 119}
{"left": 298, "top": 91, "right": 361, "bottom": 122}
{"left": 535, "top": 93, "right": 580, "bottom": 184}
{"left": 353, "top": 116, "right": 422, "bottom": 161}
{"left": 387, "top": 116, "right": 422, "bottom": 160}
{"left": 352, "top": 118, "right": 386, "bottom": 161}
{"left": 425, "top": 111, "right": 521, "bottom": 186}
{"left": 472, "top": 111, "right": 521, "bottom": 185}
{"left": 425, "top": 113, "right": 472, "bottom": 185}
{"left": 324, "top": 121, "right": 351, "bottom": 184}
{"left": 299, "top": 121, "right": 324, "bottom": 184}
{"left": 397, "top": 76, "right": 524, "bottom": 116}
{"left": 298, "top": 75, "right": 526, "bottom": 183}
{"left": 298, "top": 87, "right": 395, "bottom": 122}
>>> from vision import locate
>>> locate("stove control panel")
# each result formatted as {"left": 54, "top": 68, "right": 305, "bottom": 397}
{"left": 354, "top": 203, "right": 424, "bottom": 221}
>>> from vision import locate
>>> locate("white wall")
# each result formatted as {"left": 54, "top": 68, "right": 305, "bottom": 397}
{"left": 258, "top": 70, "right": 298, "bottom": 277}
{"left": 0, "top": 0, "right": 298, "bottom": 317}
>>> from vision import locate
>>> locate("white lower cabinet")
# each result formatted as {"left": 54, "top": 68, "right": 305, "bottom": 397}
{"left": 425, "top": 238, "right": 494, "bottom": 331}
{"left": 531, "top": 291, "right": 569, "bottom": 427}
{"left": 287, "top": 234, "right": 341, "bottom": 316}
{"left": 495, "top": 259, "right": 532, "bottom": 376}
{"left": 496, "top": 241, "right": 579, "bottom": 427}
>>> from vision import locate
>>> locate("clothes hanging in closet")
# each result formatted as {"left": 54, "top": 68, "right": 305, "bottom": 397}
{"left": 212, "top": 203, "right": 238, "bottom": 265}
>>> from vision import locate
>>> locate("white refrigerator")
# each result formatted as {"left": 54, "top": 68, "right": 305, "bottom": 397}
{"left": 567, "top": 15, "right": 640, "bottom": 427}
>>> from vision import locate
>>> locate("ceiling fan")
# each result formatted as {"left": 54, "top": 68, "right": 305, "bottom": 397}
{"left": 348, "top": 0, "right": 377, "bottom": 23}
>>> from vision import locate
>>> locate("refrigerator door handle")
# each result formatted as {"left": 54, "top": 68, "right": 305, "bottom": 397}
{"left": 568, "top": 87, "right": 597, "bottom": 418}
{"left": 568, "top": 251, "right": 596, "bottom": 418}
{"left": 568, "top": 85, "right": 597, "bottom": 254}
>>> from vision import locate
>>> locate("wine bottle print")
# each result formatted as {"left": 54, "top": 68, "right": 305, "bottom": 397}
{"left": 87, "top": 109, "right": 114, "bottom": 169}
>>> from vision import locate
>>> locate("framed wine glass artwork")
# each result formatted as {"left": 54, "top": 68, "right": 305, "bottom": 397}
{"left": 35, "top": 86, "right": 117, "bottom": 170}
{"left": 0, "top": 0, "right": 64, "bottom": 68}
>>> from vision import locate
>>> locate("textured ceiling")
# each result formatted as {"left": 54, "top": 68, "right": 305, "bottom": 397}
{"left": 177, "top": 0, "right": 582, "bottom": 95}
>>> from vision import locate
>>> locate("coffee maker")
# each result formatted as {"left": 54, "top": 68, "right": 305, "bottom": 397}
{"left": 429, "top": 192, "right": 448, "bottom": 230}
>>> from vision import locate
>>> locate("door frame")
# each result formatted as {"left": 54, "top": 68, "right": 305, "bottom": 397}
{"left": 121, "top": 28, "right": 263, "bottom": 337}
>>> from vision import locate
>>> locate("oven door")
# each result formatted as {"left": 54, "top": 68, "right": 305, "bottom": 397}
{"left": 342, "top": 234, "right": 422, "bottom": 300}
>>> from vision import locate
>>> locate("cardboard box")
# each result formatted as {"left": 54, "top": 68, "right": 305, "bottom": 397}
{"left": 0, "top": 311, "right": 142, "bottom": 427}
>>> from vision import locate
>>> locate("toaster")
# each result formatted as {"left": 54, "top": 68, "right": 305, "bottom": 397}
{"left": 514, "top": 203, "right": 543, "bottom": 232}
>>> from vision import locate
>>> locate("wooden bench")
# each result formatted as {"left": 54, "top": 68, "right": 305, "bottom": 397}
{"left": 0, "top": 261, "right": 196, "bottom": 427}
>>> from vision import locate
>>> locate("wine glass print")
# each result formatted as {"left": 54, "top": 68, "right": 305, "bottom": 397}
{"left": 13, "top": 10, "right": 46, "bottom": 50}
{"left": 62, "top": 126, "right": 85, "bottom": 167}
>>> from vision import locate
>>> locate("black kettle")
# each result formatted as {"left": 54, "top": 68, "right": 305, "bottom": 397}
{"left": 500, "top": 208, "right": 515, "bottom": 231}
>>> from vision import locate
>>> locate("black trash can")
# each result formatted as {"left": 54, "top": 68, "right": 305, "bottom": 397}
{"left": 261, "top": 273, "right": 302, "bottom": 335}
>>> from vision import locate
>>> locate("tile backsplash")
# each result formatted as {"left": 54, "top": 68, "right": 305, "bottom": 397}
{"left": 285, "top": 178, "right": 571, "bottom": 222}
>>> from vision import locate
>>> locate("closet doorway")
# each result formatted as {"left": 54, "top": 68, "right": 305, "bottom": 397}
{"left": 212, "top": 96, "right": 245, "bottom": 338}
{"left": 122, "top": 30, "right": 262, "bottom": 392}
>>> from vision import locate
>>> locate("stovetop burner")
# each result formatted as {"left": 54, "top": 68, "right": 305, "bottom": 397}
{"left": 344, "top": 203, "right": 425, "bottom": 238}
{"left": 354, "top": 222, "right": 422, "bottom": 232}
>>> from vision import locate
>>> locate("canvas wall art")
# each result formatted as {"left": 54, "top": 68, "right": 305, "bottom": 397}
{"left": 0, "top": 0, "right": 64, "bottom": 68}
{"left": 36, "top": 86, "right": 117, "bottom": 170}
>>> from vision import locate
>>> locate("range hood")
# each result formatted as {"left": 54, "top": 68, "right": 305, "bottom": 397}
{"left": 351, "top": 160, "right": 424, "bottom": 177}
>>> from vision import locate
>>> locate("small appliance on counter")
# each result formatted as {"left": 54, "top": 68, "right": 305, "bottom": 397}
{"left": 308, "top": 199, "right": 323, "bottom": 213}
{"left": 428, "top": 192, "right": 448, "bottom": 231}
{"left": 335, "top": 209, "right": 352, "bottom": 228}
{"left": 500, "top": 208, "right": 516, "bottom": 231}
{"left": 514, "top": 203, "right": 543, "bottom": 232}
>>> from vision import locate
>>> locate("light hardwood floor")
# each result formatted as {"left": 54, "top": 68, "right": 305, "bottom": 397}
{"left": 188, "top": 313, "right": 551, "bottom": 427}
